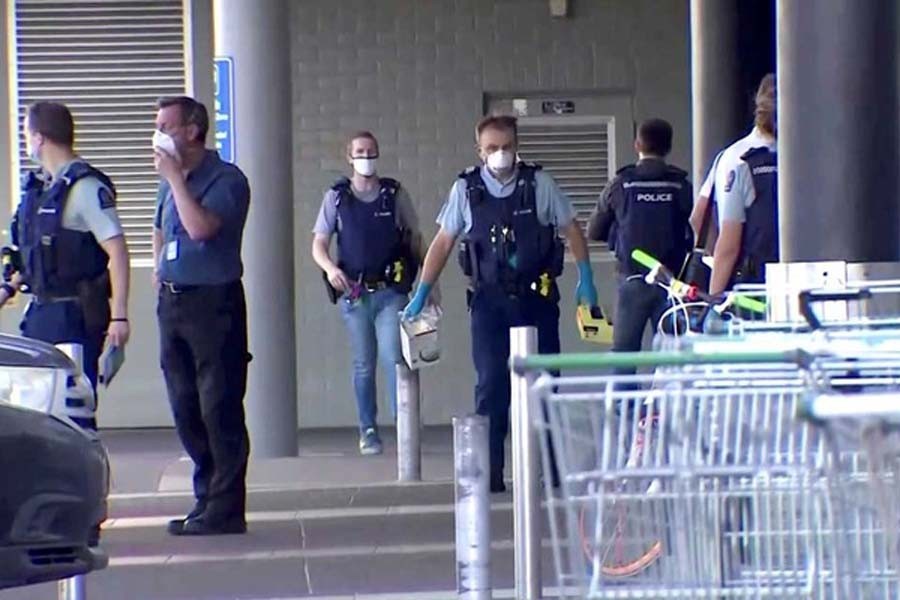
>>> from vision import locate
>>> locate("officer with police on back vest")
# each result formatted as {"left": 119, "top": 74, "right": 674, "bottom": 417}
{"left": 403, "top": 115, "right": 597, "bottom": 493}
{"left": 312, "top": 131, "right": 423, "bottom": 456}
{"left": 0, "top": 101, "right": 131, "bottom": 429}
{"left": 588, "top": 118, "right": 693, "bottom": 365}
{"left": 692, "top": 73, "right": 778, "bottom": 294}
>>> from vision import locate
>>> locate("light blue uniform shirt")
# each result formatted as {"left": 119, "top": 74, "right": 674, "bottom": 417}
{"left": 699, "top": 127, "right": 776, "bottom": 223}
{"left": 436, "top": 165, "right": 575, "bottom": 238}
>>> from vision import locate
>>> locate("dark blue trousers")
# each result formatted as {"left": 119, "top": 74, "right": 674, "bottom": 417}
{"left": 469, "top": 286, "right": 560, "bottom": 487}
{"left": 21, "top": 299, "right": 104, "bottom": 429}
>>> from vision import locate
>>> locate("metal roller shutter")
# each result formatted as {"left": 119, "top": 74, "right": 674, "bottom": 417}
{"left": 12, "top": 0, "right": 187, "bottom": 265}
{"left": 516, "top": 115, "right": 615, "bottom": 257}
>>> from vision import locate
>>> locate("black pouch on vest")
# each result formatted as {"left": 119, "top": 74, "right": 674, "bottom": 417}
{"left": 549, "top": 237, "right": 565, "bottom": 278}
{"left": 679, "top": 249, "right": 711, "bottom": 291}
{"left": 679, "top": 186, "right": 715, "bottom": 291}
{"left": 458, "top": 241, "right": 473, "bottom": 277}
{"left": 322, "top": 270, "right": 341, "bottom": 304}
{"left": 77, "top": 271, "right": 111, "bottom": 334}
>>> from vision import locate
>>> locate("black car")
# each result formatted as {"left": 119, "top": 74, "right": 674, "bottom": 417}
{"left": 0, "top": 334, "right": 109, "bottom": 589}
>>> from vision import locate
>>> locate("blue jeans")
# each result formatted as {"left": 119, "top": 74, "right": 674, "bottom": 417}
{"left": 339, "top": 287, "right": 407, "bottom": 433}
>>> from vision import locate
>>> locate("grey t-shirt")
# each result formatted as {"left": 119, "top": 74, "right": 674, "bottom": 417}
{"left": 313, "top": 180, "right": 419, "bottom": 237}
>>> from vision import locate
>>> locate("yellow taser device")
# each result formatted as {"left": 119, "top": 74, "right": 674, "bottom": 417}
{"left": 576, "top": 304, "right": 613, "bottom": 345}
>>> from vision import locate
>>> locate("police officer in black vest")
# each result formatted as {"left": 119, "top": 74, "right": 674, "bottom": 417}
{"left": 588, "top": 118, "right": 692, "bottom": 363}
{"left": 695, "top": 74, "right": 777, "bottom": 294}
{"left": 0, "top": 102, "right": 131, "bottom": 429}
{"left": 404, "top": 115, "right": 597, "bottom": 493}
{"left": 312, "top": 131, "right": 422, "bottom": 456}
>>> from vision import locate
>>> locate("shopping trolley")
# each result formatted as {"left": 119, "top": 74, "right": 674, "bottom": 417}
{"left": 653, "top": 275, "right": 900, "bottom": 600}
{"left": 631, "top": 248, "right": 900, "bottom": 340}
{"left": 514, "top": 347, "right": 837, "bottom": 599}
{"left": 797, "top": 348, "right": 900, "bottom": 599}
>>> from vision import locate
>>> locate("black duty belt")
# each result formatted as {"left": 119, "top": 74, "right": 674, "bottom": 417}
{"left": 33, "top": 295, "right": 80, "bottom": 305}
{"left": 161, "top": 280, "right": 241, "bottom": 295}
{"left": 160, "top": 281, "right": 201, "bottom": 294}
{"left": 475, "top": 274, "right": 557, "bottom": 299}
{"left": 361, "top": 279, "right": 390, "bottom": 293}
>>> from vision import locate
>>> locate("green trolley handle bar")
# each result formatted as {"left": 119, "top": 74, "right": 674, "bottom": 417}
{"left": 731, "top": 294, "right": 767, "bottom": 314}
{"left": 630, "top": 248, "right": 766, "bottom": 315}
{"left": 511, "top": 348, "right": 812, "bottom": 374}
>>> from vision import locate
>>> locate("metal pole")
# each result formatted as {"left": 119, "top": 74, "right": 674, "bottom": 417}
{"left": 215, "top": 0, "right": 298, "bottom": 457}
{"left": 453, "top": 414, "right": 491, "bottom": 600}
{"left": 58, "top": 574, "right": 86, "bottom": 600}
{"left": 397, "top": 363, "right": 421, "bottom": 482}
{"left": 511, "top": 326, "right": 541, "bottom": 599}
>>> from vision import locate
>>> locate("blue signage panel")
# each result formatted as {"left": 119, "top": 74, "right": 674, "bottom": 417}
{"left": 214, "top": 57, "right": 235, "bottom": 163}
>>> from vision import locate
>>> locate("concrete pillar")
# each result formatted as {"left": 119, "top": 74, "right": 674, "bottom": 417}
{"left": 184, "top": 0, "right": 215, "bottom": 142}
{"left": 777, "top": 1, "right": 899, "bottom": 262}
{"left": 214, "top": 0, "right": 298, "bottom": 457}
{"left": 690, "top": 0, "right": 743, "bottom": 188}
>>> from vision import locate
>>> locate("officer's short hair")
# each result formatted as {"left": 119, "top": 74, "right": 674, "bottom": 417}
{"left": 475, "top": 115, "right": 518, "bottom": 143}
{"left": 754, "top": 73, "right": 776, "bottom": 134}
{"left": 26, "top": 102, "right": 75, "bottom": 147}
{"left": 346, "top": 131, "right": 379, "bottom": 156}
{"left": 637, "top": 118, "right": 673, "bottom": 157}
{"left": 156, "top": 96, "right": 209, "bottom": 143}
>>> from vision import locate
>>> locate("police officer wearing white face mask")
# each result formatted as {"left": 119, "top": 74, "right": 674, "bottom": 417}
{"left": 312, "top": 131, "right": 423, "bottom": 456}
{"left": 404, "top": 115, "right": 597, "bottom": 493}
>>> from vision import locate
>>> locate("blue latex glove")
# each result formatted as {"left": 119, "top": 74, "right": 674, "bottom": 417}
{"left": 574, "top": 260, "right": 598, "bottom": 307}
{"left": 402, "top": 282, "right": 432, "bottom": 321}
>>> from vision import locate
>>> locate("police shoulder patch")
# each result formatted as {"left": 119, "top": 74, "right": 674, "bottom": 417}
{"left": 724, "top": 169, "right": 736, "bottom": 193}
{"left": 98, "top": 186, "right": 116, "bottom": 209}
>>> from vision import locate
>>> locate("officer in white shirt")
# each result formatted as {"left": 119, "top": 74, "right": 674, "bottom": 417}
{"left": 690, "top": 74, "right": 777, "bottom": 294}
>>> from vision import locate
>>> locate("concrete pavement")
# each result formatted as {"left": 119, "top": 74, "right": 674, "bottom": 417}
{"left": 1, "top": 427, "right": 566, "bottom": 600}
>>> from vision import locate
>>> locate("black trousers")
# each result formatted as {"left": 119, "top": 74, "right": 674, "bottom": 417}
{"left": 469, "top": 287, "right": 560, "bottom": 486}
{"left": 612, "top": 276, "right": 670, "bottom": 374}
{"left": 158, "top": 281, "right": 250, "bottom": 521}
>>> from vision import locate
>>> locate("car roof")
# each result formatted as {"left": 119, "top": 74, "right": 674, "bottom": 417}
{"left": 0, "top": 334, "right": 74, "bottom": 369}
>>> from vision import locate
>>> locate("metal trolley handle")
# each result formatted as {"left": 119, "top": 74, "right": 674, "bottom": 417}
{"left": 798, "top": 288, "right": 872, "bottom": 330}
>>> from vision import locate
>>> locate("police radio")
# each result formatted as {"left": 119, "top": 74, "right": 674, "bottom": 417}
{"left": 1, "top": 246, "right": 22, "bottom": 283}
{"left": 321, "top": 270, "right": 341, "bottom": 304}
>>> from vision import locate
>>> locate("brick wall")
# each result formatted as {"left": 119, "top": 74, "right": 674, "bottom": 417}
{"left": 290, "top": 0, "right": 691, "bottom": 427}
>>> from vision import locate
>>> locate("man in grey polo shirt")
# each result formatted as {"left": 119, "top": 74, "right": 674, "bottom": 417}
{"left": 152, "top": 95, "right": 251, "bottom": 536}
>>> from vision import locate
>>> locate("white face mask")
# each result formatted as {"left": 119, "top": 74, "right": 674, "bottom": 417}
{"left": 352, "top": 157, "right": 377, "bottom": 177}
{"left": 152, "top": 129, "right": 179, "bottom": 160}
{"left": 485, "top": 150, "right": 514, "bottom": 172}
{"left": 27, "top": 143, "right": 41, "bottom": 165}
